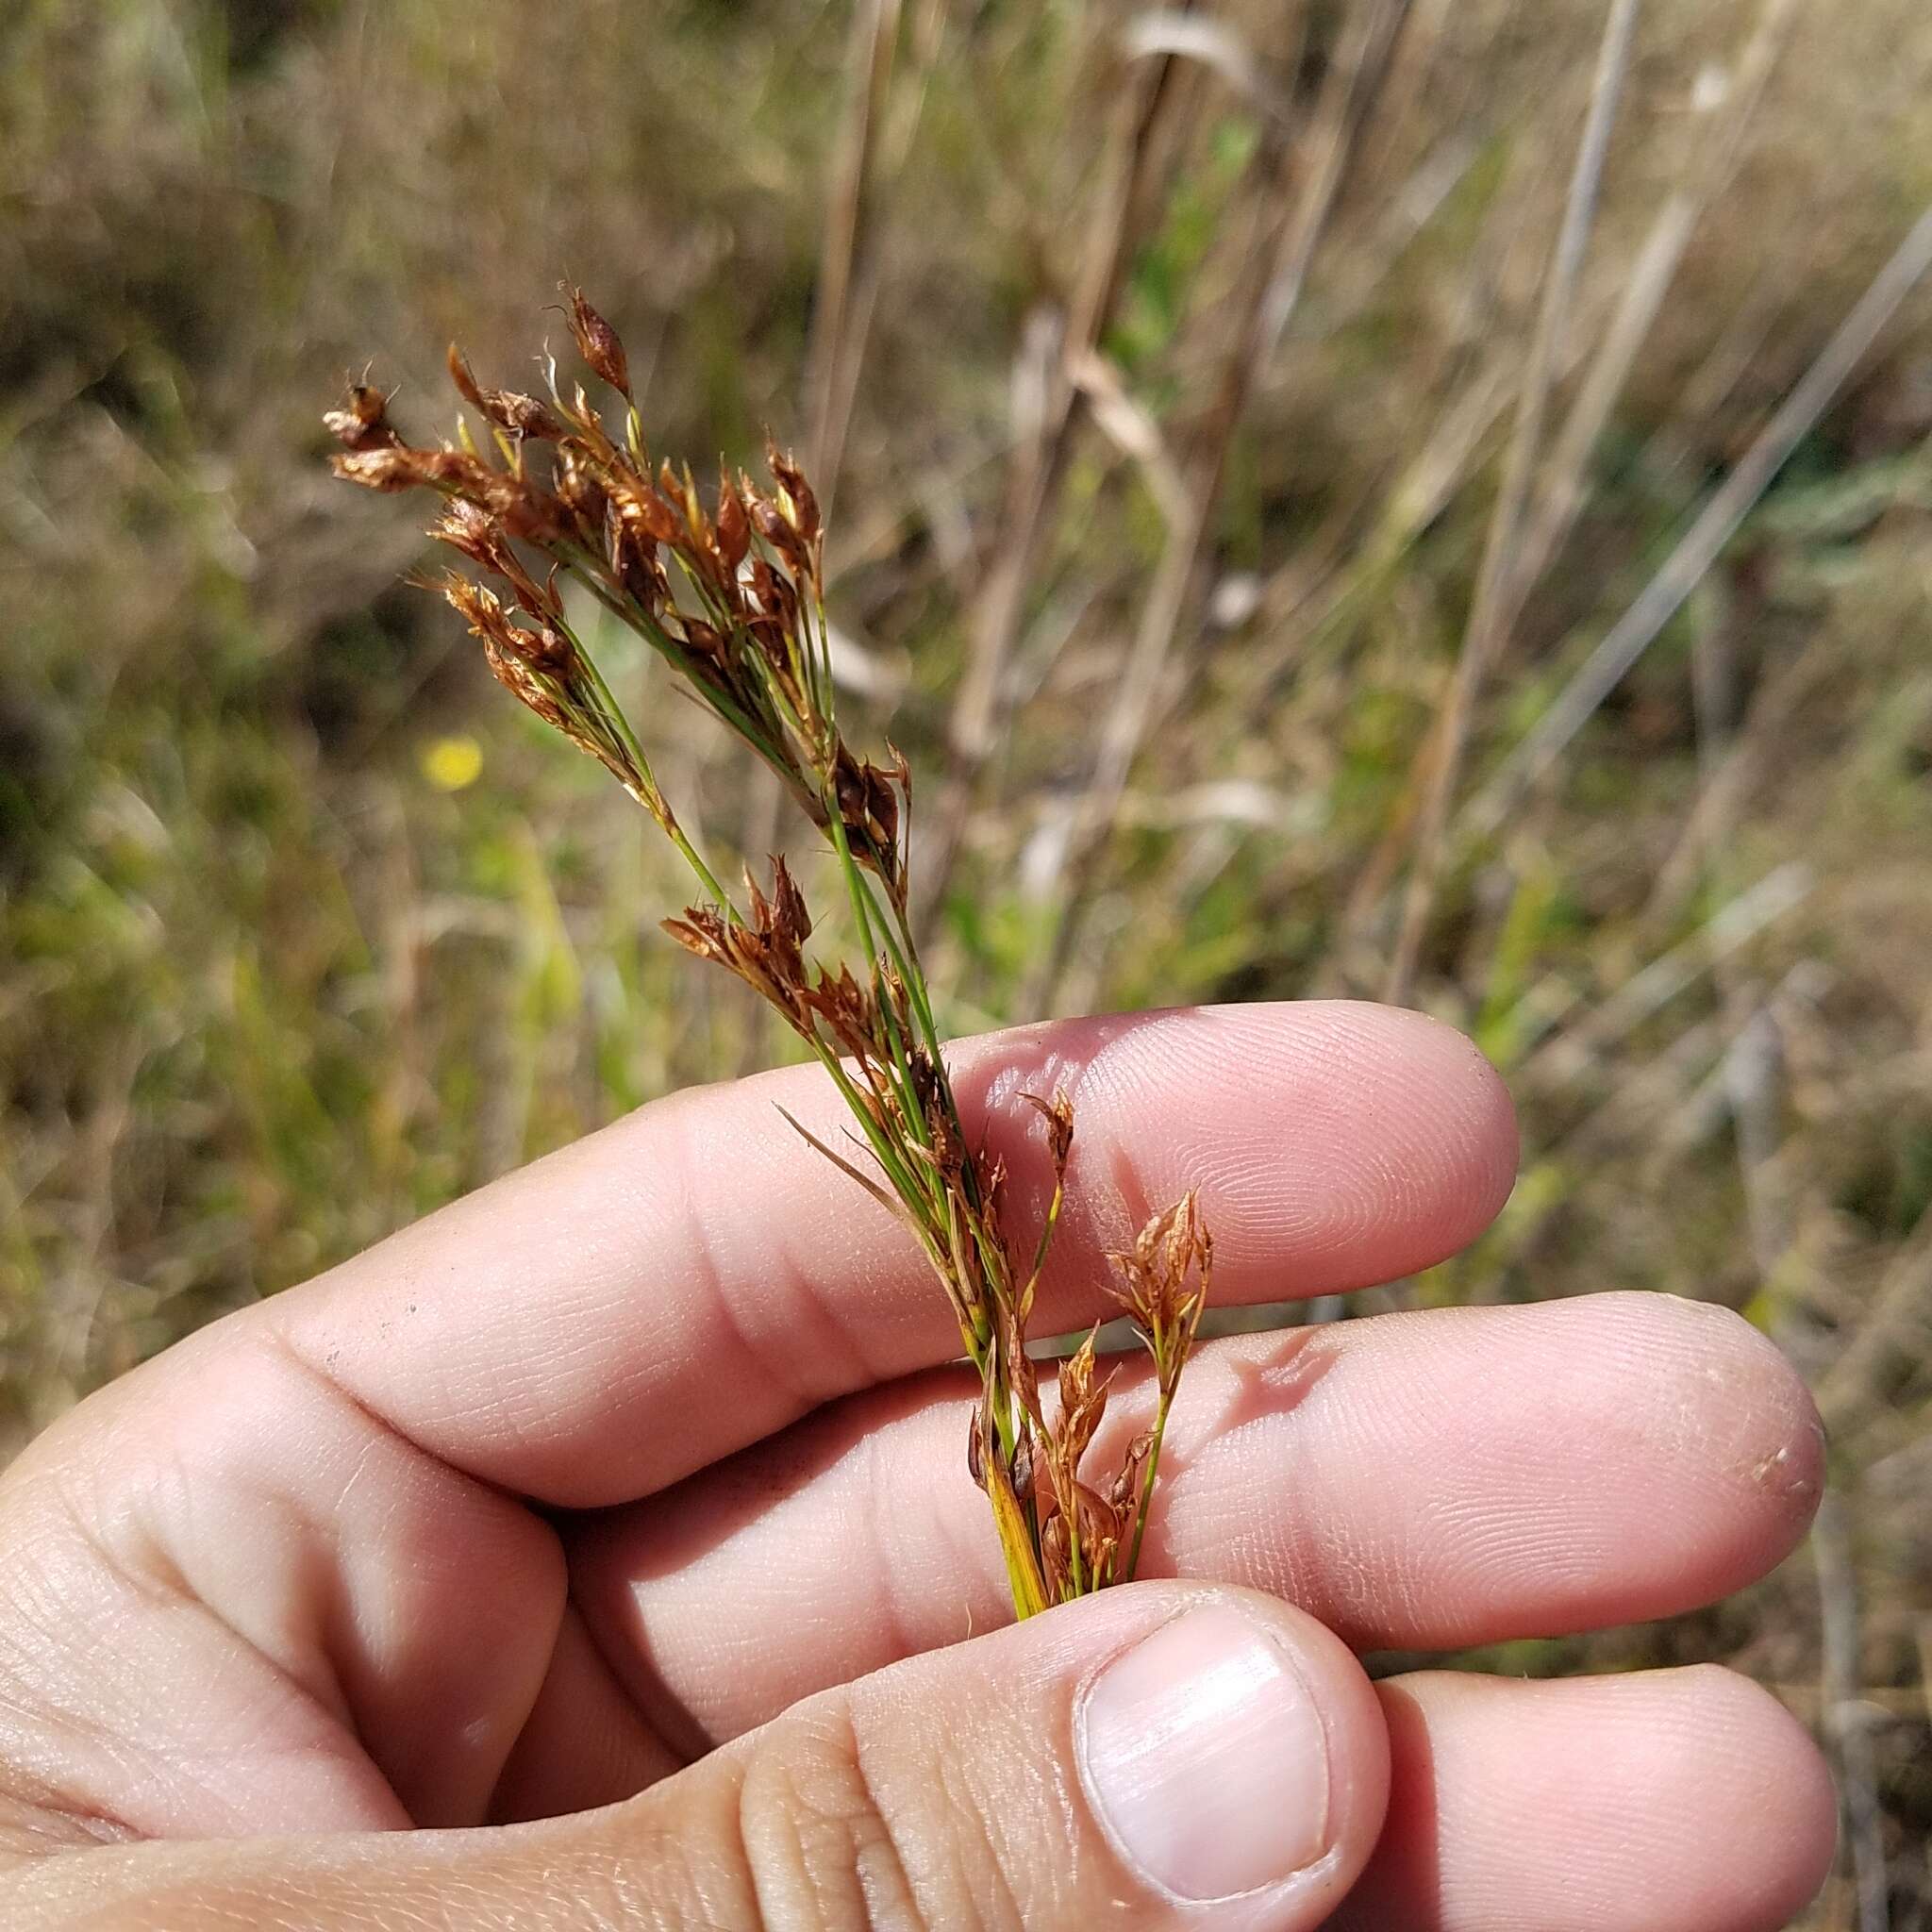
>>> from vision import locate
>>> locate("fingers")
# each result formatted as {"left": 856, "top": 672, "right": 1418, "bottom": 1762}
{"left": 264, "top": 1002, "right": 1516, "bottom": 1504}
{"left": 4, "top": 1585, "right": 1391, "bottom": 1932}
{"left": 568, "top": 1293, "right": 1824, "bottom": 1752}
{"left": 1328, "top": 1665, "right": 1837, "bottom": 1932}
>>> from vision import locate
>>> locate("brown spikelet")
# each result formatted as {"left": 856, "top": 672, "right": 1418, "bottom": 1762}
{"left": 661, "top": 904, "right": 733, "bottom": 967}
{"left": 765, "top": 434, "right": 822, "bottom": 545}
{"left": 496, "top": 391, "right": 564, "bottom": 441}
{"left": 1035, "top": 1327, "right": 1130, "bottom": 1593}
{"left": 715, "top": 465, "right": 751, "bottom": 575}
{"left": 1109, "top": 1196, "right": 1212, "bottom": 1342}
{"left": 431, "top": 502, "right": 559, "bottom": 620}
{"left": 612, "top": 475, "right": 685, "bottom": 549}
{"left": 1109, "top": 1432, "right": 1155, "bottom": 1522}
{"left": 746, "top": 489, "right": 811, "bottom": 575}
{"left": 325, "top": 383, "right": 401, "bottom": 452}
{"left": 431, "top": 497, "right": 502, "bottom": 569}
{"left": 441, "top": 572, "right": 573, "bottom": 675}
{"left": 664, "top": 859, "right": 822, "bottom": 1038}
{"left": 799, "top": 962, "right": 878, "bottom": 1061}
{"left": 446, "top": 341, "right": 487, "bottom": 410}
{"left": 563, "top": 284, "right": 631, "bottom": 398}
{"left": 440, "top": 572, "right": 509, "bottom": 639}
{"left": 1024, "top": 1091, "right": 1075, "bottom": 1175}
{"left": 1040, "top": 1508, "right": 1070, "bottom": 1597}
{"left": 1053, "top": 1330, "right": 1111, "bottom": 1468}
{"left": 552, "top": 446, "right": 609, "bottom": 528}
{"left": 449, "top": 343, "right": 565, "bottom": 441}
{"left": 330, "top": 446, "right": 425, "bottom": 492}
{"left": 477, "top": 630, "right": 571, "bottom": 735}
{"left": 333, "top": 444, "right": 500, "bottom": 496}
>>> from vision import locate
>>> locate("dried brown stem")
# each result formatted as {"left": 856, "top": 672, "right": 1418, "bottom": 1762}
{"left": 1383, "top": 0, "right": 1639, "bottom": 1006}
{"left": 1032, "top": 3, "right": 1417, "bottom": 1010}
{"left": 1463, "top": 200, "right": 1932, "bottom": 844}
{"left": 919, "top": 19, "right": 1192, "bottom": 935}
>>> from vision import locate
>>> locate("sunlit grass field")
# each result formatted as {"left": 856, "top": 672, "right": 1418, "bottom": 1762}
{"left": 5, "top": 2, "right": 1932, "bottom": 1915}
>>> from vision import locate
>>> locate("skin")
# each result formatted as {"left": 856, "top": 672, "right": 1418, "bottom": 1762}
{"left": 0, "top": 1002, "right": 1837, "bottom": 1929}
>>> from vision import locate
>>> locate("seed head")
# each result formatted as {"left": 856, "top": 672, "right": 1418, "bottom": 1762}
{"left": 715, "top": 464, "right": 751, "bottom": 575}
{"left": 765, "top": 434, "right": 822, "bottom": 546}
{"left": 1023, "top": 1091, "right": 1075, "bottom": 1176}
{"left": 563, "top": 284, "right": 631, "bottom": 399}
{"left": 331, "top": 444, "right": 498, "bottom": 496}
{"left": 552, "top": 446, "right": 609, "bottom": 526}
{"left": 432, "top": 504, "right": 559, "bottom": 621}
{"left": 325, "top": 382, "right": 401, "bottom": 453}
{"left": 330, "top": 445, "right": 425, "bottom": 492}
{"left": 1053, "top": 1330, "right": 1111, "bottom": 1469}
{"left": 610, "top": 475, "right": 685, "bottom": 549}
{"left": 1108, "top": 1193, "right": 1212, "bottom": 1395}
{"left": 799, "top": 962, "right": 879, "bottom": 1061}
{"left": 446, "top": 342, "right": 564, "bottom": 441}
{"left": 664, "top": 858, "right": 819, "bottom": 1037}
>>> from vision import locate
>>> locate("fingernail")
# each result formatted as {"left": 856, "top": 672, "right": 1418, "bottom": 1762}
{"left": 1078, "top": 1603, "right": 1331, "bottom": 1903}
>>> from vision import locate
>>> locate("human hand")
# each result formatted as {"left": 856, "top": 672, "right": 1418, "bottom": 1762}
{"left": 0, "top": 1004, "right": 1834, "bottom": 1929}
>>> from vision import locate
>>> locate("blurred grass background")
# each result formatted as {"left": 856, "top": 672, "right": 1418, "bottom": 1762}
{"left": 4, "top": 0, "right": 1931, "bottom": 1917}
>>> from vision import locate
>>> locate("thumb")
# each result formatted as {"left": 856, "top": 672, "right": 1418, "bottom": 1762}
{"left": 654, "top": 1580, "right": 1391, "bottom": 1930}
{"left": 5, "top": 1584, "right": 1388, "bottom": 1930}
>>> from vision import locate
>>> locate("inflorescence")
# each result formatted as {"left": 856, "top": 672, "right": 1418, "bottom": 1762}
{"left": 329, "top": 288, "right": 1209, "bottom": 1616}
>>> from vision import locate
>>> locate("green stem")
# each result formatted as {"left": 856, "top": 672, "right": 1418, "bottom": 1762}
{"left": 558, "top": 615, "right": 739, "bottom": 917}
{"left": 822, "top": 789, "right": 926, "bottom": 1124}
{"left": 1124, "top": 1384, "right": 1177, "bottom": 1586}
{"left": 887, "top": 898, "right": 941, "bottom": 1054}
{"left": 800, "top": 1034, "right": 926, "bottom": 1215}
{"left": 1022, "top": 1172, "right": 1065, "bottom": 1315}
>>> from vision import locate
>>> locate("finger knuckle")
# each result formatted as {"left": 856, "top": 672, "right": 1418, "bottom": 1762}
{"left": 733, "top": 1703, "right": 1023, "bottom": 1932}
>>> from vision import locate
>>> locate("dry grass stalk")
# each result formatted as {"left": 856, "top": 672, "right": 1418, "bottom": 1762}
{"left": 327, "top": 290, "right": 1208, "bottom": 1619}
{"left": 920, "top": 21, "right": 1192, "bottom": 934}
{"left": 1342, "top": 0, "right": 1801, "bottom": 983}
{"left": 1382, "top": 0, "right": 1641, "bottom": 1007}
{"left": 1816, "top": 1213, "right": 1932, "bottom": 1434}
{"left": 805, "top": 0, "right": 900, "bottom": 503}
{"left": 805, "top": 0, "right": 950, "bottom": 517}
{"left": 1509, "top": 0, "right": 1802, "bottom": 603}
{"left": 1463, "top": 200, "right": 1932, "bottom": 844}
{"left": 1031, "top": 3, "right": 1417, "bottom": 1009}
{"left": 1689, "top": 575, "right": 1890, "bottom": 1931}
{"left": 1815, "top": 1488, "right": 1892, "bottom": 1932}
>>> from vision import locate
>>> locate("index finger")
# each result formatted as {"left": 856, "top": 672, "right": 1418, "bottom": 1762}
{"left": 268, "top": 1001, "right": 1517, "bottom": 1505}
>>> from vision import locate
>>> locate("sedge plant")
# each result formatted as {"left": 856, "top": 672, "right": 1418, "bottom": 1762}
{"left": 327, "top": 289, "right": 1210, "bottom": 1618}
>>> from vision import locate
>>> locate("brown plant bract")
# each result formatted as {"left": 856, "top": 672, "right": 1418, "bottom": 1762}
{"left": 327, "top": 293, "right": 1208, "bottom": 1617}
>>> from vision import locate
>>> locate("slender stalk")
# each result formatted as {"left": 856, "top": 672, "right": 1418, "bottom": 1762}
{"left": 1032, "top": 0, "right": 1416, "bottom": 1008}
{"left": 1124, "top": 1386, "right": 1176, "bottom": 1585}
{"left": 1022, "top": 1165, "right": 1065, "bottom": 1311}
{"left": 566, "top": 634, "right": 736, "bottom": 911}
